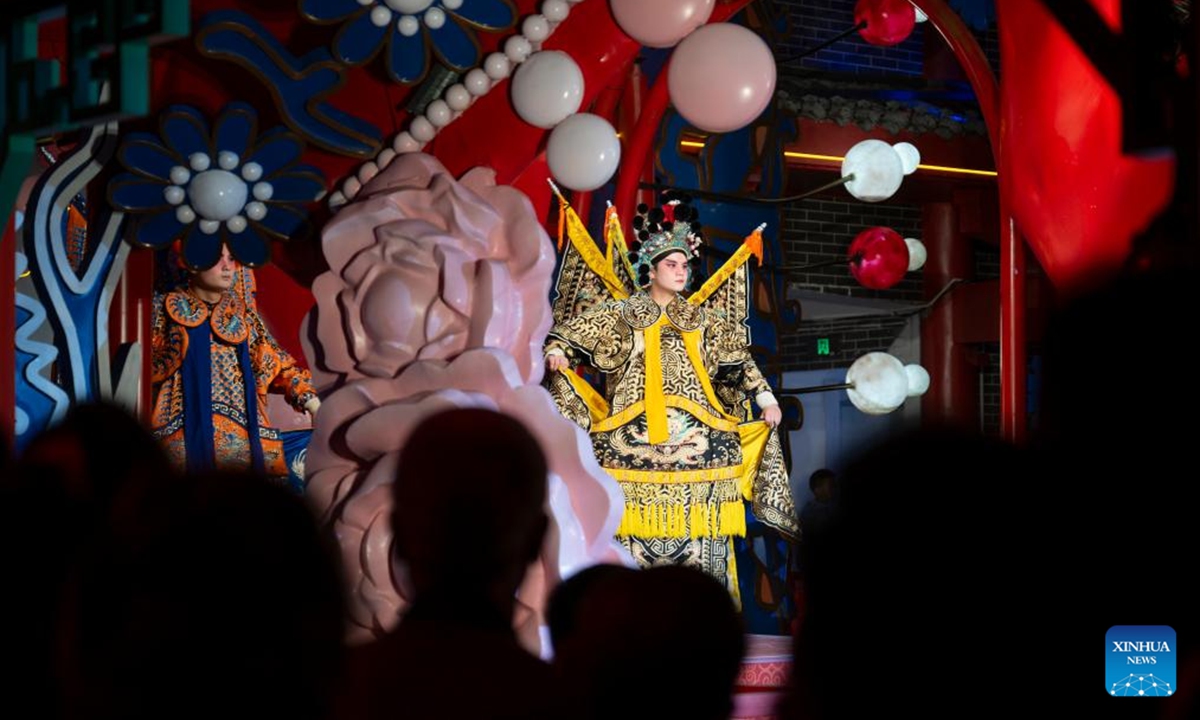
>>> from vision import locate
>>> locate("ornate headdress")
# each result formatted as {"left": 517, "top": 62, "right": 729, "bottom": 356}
{"left": 628, "top": 191, "right": 706, "bottom": 289}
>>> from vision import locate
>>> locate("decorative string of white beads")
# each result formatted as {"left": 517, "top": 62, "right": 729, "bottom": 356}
{"left": 331, "top": 0, "right": 582, "bottom": 209}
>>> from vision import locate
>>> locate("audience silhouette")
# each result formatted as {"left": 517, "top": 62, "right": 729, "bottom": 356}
{"left": 334, "top": 407, "right": 557, "bottom": 720}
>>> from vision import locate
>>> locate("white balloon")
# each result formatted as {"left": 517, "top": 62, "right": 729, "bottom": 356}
{"left": 845, "top": 352, "right": 908, "bottom": 415}
{"left": 842, "top": 139, "right": 904, "bottom": 203}
{"left": 425, "top": 99, "right": 452, "bottom": 127}
{"left": 504, "top": 34, "right": 533, "bottom": 63}
{"left": 904, "top": 237, "right": 927, "bottom": 271}
{"left": 484, "top": 52, "right": 512, "bottom": 80}
{"left": 465, "top": 68, "right": 492, "bottom": 95}
{"left": 522, "top": 14, "right": 551, "bottom": 42}
{"left": 445, "top": 83, "right": 471, "bottom": 111}
{"left": 409, "top": 116, "right": 436, "bottom": 142}
{"left": 892, "top": 141, "right": 921, "bottom": 175}
{"left": 904, "top": 364, "right": 930, "bottom": 397}
{"left": 542, "top": 0, "right": 569, "bottom": 22}
{"left": 547, "top": 113, "right": 621, "bottom": 192}
{"left": 511, "top": 51, "right": 584, "bottom": 129}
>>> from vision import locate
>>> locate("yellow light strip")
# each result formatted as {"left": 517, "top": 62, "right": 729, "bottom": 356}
{"left": 678, "top": 141, "right": 997, "bottom": 177}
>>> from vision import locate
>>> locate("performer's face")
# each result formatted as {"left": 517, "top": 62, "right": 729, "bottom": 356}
{"left": 650, "top": 252, "right": 689, "bottom": 293}
{"left": 192, "top": 245, "right": 238, "bottom": 295}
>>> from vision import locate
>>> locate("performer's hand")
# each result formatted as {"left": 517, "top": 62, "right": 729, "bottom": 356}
{"left": 304, "top": 397, "right": 321, "bottom": 417}
{"left": 546, "top": 353, "right": 570, "bottom": 372}
{"left": 762, "top": 404, "right": 782, "bottom": 429}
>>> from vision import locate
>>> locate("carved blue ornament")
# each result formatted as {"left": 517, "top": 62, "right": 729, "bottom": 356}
{"left": 299, "top": 0, "right": 517, "bottom": 84}
{"left": 108, "top": 103, "right": 326, "bottom": 270}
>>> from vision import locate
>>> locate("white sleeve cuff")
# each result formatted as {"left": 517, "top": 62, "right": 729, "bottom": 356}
{"left": 756, "top": 391, "right": 778, "bottom": 408}
{"left": 545, "top": 347, "right": 566, "bottom": 357}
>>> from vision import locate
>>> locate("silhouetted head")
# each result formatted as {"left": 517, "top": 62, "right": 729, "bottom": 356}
{"left": 545, "top": 563, "right": 636, "bottom": 655}
{"left": 63, "top": 471, "right": 346, "bottom": 720}
{"left": 808, "top": 468, "right": 836, "bottom": 502}
{"left": 555, "top": 565, "right": 744, "bottom": 720}
{"left": 390, "top": 408, "right": 548, "bottom": 603}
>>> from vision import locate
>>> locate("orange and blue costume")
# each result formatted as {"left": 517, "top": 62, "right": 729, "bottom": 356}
{"left": 150, "top": 267, "right": 316, "bottom": 482}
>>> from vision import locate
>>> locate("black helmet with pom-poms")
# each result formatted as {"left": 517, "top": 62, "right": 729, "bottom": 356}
{"left": 626, "top": 191, "right": 706, "bottom": 289}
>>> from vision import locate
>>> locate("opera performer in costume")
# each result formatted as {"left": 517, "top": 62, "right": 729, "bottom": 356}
{"left": 543, "top": 190, "right": 798, "bottom": 595}
{"left": 151, "top": 243, "right": 320, "bottom": 485}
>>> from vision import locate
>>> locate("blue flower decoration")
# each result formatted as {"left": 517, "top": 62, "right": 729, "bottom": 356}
{"left": 300, "top": 0, "right": 516, "bottom": 84}
{"left": 109, "top": 103, "right": 326, "bottom": 270}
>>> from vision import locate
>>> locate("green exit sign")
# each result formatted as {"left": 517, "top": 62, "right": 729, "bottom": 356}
{"left": 817, "top": 338, "right": 830, "bottom": 356}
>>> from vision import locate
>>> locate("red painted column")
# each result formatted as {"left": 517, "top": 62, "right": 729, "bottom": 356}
{"left": 921, "top": 202, "right": 977, "bottom": 428}
{"left": 999, "top": 215, "right": 1026, "bottom": 443}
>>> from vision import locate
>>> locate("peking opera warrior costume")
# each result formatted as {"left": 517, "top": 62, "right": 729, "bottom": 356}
{"left": 543, "top": 191, "right": 798, "bottom": 596}
{"left": 150, "top": 264, "right": 317, "bottom": 485}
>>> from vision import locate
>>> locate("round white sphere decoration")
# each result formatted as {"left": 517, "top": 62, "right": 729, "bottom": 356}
{"left": 189, "top": 153, "right": 211, "bottom": 172}
{"left": 425, "top": 99, "right": 452, "bottom": 127}
{"left": 397, "top": 15, "right": 420, "bottom": 36}
{"left": 542, "top": 0, "right": 570, "bottom": 22}
{"left": 547, "top": 113, "right": 621, "bottom": 191}
{"left": 227, "top": 215, "right": 248, "bottom": 234}
{"left": 424, "top": 7, "right": 445, "bottom": 28}
{"left": 841, "top": 139, "right": 905, "bottom": 203}
{"left": 252, "top": 182, "right": 274, "bottom": 201}
{"left": 465, "top": 68, "right": 492, "bottom": 95}
{"left": 511, "top": 50, "right": 584, "bottom": 128}
{"left": 386, "top": 0, "right": 434, "bottom": 12}
{"left": 410, "top": 115, "right": 436, "bottom": 142}
{"left": 188, "top": 170, "right": 248, "bottom": 221}
{"left": 169, "top": 165, "right": 190, "bottom": 185}
{"left": 371, "top": 6, "right": 392, "bottom": 27}
{"left": 904, "top": 364, "right": 931, "bottom": 397}
{"left": 904, "top": 237, "right": 927, "bottom": 271}
{"left": 445, "top": 83, "right": 472, "bottom": 111}
{"left": 892, "top": 142, "right": 921, "bottom": 175}
{"left": 504, "top": 35, "right": 533, "bottom": 63}
{"left": 522, "top": 15, "right": 551, "bottom": 42}
{"left": 393, "top": 131, "right": 421, "bottom": 153}
{"left": 163, "top": 186, "right": 186, "bottom": 205}
{"left": 246, "top": 201, "right": 268, "bottom": 221}
{"left": 484, "top": 52, "right": 512, "bottom": 80}
{"left": 846, "top": 352, "right": 909, "bottom": 415}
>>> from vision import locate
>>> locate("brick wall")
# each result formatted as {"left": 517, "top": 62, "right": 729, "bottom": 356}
{"left": 778, "top": 197, "right": 924, "bottom": 373}
{"left": 782, "top": 198, "right": 924, "bottom": 301}
{"left": 775, "top": 0, "right": 926, "bottom": 77}
{"left": 773, "top": 0, "right": 1001, "bottom": 77}
{"left": 781, "top": 316, "right": 911, "bottom": 372}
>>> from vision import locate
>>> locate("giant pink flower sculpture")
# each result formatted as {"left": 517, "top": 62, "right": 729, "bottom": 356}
{"left": 301, "top": 155, "right": 630, "bottom": 652}
{"left": 302, "top": 153, "right": 554, "bottom": 392}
